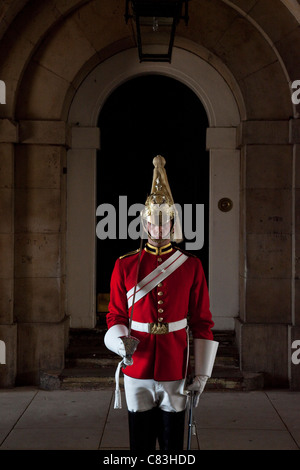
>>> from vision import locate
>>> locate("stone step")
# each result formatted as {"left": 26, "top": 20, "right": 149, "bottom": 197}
{"left": 65, "top": 328, "right": 240, "bottom": 368}
{"left": 40, "top": 365, "right": 264, "bottom": 392}
{"left": 65, "top": 349, "right": 239, "bottom": 368}
{"left": 39, "top": 328, "right": 263, "bottom": 392}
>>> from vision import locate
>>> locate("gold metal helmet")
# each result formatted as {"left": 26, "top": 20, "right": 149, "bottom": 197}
{"left": 141, "top": 155, "right": 183, "bottom": 243}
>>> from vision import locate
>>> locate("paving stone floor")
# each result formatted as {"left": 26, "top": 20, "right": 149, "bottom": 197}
{"left": 0, "top": 387, "right": 299, "bottom": 452}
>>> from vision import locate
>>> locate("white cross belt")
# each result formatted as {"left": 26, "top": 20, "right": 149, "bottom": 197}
{"left": 126, "top": 250, "right": 188, "bottom": 309}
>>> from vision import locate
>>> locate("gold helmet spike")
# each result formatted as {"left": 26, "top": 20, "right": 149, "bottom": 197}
{"left": 141, "top": 155, "right": 183, "bottom": 243}
{"left": 150, "top": 155, "right": 174, "bottom": 206}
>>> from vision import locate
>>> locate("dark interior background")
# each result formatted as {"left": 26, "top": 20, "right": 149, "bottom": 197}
{"left": 97, "top": 74, "right": 209, "bottom": 296}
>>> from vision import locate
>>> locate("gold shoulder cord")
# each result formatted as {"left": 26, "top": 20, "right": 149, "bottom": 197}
{"left": 119, "top": 248, "right": 140, "bottom": 260}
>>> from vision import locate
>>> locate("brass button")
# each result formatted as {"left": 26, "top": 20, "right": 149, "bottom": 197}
{"left": 158, "top": 257, "right": 162, "bottom": 262}
{"left": 158, "top": 283, "right": 163, "bottom": 287}
{"left": 158, "top": 291, "right": 164, "bottom": 296}
{"left": 158, "top": 300, "right": 164, "bottom": 305}
{"left": 158, "top": 317, "right": 164, "bottom": 322}
{"left": 158, "top": 308, "right": 164, "bottom": 314}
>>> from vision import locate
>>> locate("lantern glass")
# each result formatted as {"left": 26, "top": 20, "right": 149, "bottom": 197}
{"left": 125, "top": 1, "right": 189, "bottom": 62}
{"left": 137, "top": 16, "right": 175, "bottom": 60}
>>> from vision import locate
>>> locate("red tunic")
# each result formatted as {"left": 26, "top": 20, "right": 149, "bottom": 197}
{"left": 106, "top": 243, "right": 214, "bottom": 381}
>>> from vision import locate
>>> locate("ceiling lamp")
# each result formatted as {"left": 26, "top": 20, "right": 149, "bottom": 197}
{"left": 125, "top": 0, "right": 189, "bottom": 62}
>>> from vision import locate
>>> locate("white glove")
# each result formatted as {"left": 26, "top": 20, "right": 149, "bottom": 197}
{"left": 188, "top": 338, "right": 219, "bottom": 407}
{"left": 104, "top": 325, "right": 135, "bottom": 366}
{"left": 187, "top": 375, "right": 208, "bottom": 407}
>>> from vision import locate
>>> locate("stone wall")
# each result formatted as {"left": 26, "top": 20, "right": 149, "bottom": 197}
{"left": 14, "top": 138, "right": 68, "bottom": 384}
{"left": 236, "top": 120, "right": 300, "bottom": 388}
{"left": 0, "top": 0, "right": 299, "bottom": 388}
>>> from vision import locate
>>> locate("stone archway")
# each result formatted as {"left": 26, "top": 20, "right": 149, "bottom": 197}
{"left": 0, "top": 0, "right": 298, "bottom": 388}
{"left": 66, "top": 47, "right": 242, "bottom": 330}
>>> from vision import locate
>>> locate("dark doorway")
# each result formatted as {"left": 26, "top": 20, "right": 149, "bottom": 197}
{"left": 96, "top": 75, "right": 209, "bottom": 309}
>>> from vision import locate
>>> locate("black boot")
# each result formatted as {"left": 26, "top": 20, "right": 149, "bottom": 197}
{"left": 157, "top": 409, "right": 186, "bottom": 451}
{"left": 128, "top": 408, "right": 158, "bottom": 452}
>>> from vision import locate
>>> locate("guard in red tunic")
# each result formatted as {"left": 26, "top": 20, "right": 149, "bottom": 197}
{"left": 104, "top": 155, "right": 218, "bottom": 452}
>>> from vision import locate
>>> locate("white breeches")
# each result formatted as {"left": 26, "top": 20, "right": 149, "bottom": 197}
{"left": 124, "top": 375, "right": 187, "bottom": 413}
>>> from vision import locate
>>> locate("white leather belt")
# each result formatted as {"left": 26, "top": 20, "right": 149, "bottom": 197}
{"left": 131, "top": 318, "right": 187, "bottom": 335}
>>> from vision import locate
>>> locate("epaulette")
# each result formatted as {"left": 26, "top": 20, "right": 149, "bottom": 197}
{"left": 119, "top": 248, "right": 140, "bottom": 260}
{"left": 174, "top": 245, "right": 198, "bottom": 258}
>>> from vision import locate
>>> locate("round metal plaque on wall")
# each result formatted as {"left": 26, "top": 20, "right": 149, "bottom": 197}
{"left": 218, "top": 198, "right": 233, "bottom": 212}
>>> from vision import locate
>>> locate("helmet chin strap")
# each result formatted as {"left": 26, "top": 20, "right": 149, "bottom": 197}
{"left": 147, "top": 232, "right": 168, "bottom": 244}
{"left": 147, "top": 219, "right": 175, "bottom": 243}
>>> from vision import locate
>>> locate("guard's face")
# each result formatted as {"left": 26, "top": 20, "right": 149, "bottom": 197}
{"left": 147, "top": 221, "right": 172, "bottom": 240}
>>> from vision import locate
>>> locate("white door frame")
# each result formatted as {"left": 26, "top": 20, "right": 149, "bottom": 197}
{"left": 67, "top": 47, "right": 242, "bottom": 330}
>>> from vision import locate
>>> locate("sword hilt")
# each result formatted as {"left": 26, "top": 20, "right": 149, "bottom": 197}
{"left": 120, "top": 335, "right": 139, "bottom": 369}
